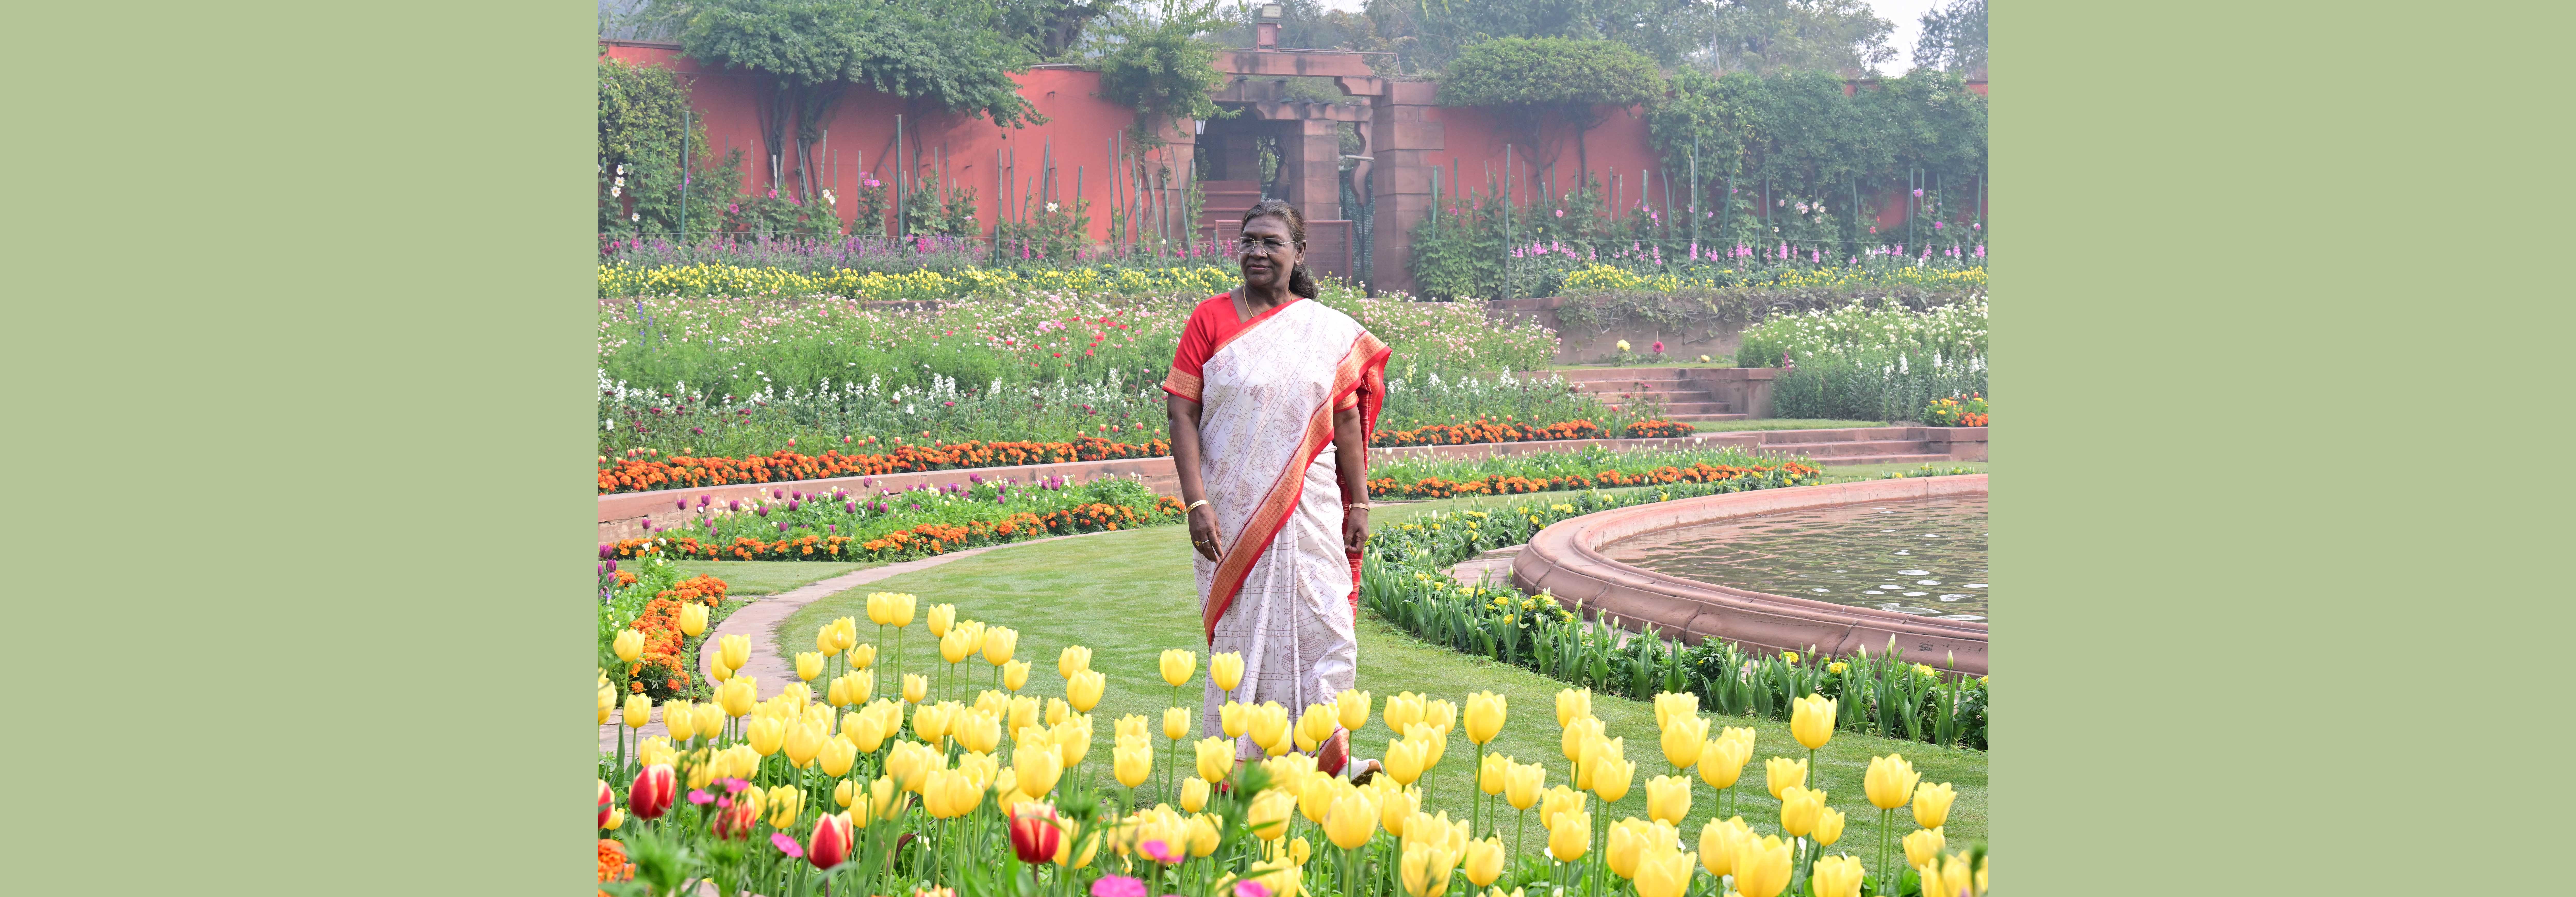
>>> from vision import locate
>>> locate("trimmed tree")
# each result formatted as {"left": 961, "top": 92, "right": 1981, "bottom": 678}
{"left": 1438, "top": 37, "right": 1664, "bottom": 188}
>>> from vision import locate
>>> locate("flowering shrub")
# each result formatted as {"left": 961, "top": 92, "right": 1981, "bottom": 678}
{"left": 1740, "top": 302, "right": 1989, "bottom": 423}
{"left": 1373, "top": 418, "right": 1607, "bottom": 447}
{"left": 600, "top": 438, "right": 1169, "bottom": 494}
{"left": 1621, "top": 420, "right": 1696, "bottom": 439}
{"left": 1922, "top": 395, "right": 1987, "bottom": 428}
{"left": 598, "top": 556, "right": 736, "bottom": 701}
{"left": 608, "top": 476, "right": 1176, "bottom": 562}
{"left": 1368, "top": 459, "right": 1820, "bottom": 500}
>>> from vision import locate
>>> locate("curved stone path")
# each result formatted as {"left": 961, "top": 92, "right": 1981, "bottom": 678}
{"left": 598, "top": 530, "right": 1114, "bottom": 752}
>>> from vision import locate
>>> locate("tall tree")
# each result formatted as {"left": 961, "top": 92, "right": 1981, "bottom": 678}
{"left": 1439, "top": 36, "right": 1664, "bottom": 181}
{"left": 1095, "top": 0, "right": 1236, "bottom": 146}
{"left": 1703, "top": 0, "right": 1895, "bottom": 75}
{"left": 1912, "top": 0, "right": 1986, "bottom": 74}
{"left": 996, "top": 0, "right": 1112, "bottom": 60}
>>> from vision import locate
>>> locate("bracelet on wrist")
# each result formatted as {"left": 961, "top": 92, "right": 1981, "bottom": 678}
{"left": 1185, "top": 499, "right": 1210, "bottom": 513}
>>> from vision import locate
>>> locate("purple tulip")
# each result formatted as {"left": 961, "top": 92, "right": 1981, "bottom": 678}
{"left": 728, "top": 500, "right": 742, "bottom": 512}
{"left": 845, "top": 501, "right": 857, "bottom": 513}
{"left": 598, "top": 544, "right": 615, "bottom": 559}
{"left": 675, "top": 499, "right": 687, "bottom": 510}
{"left": 698, "top": 495, "right": 712, "bottom": 507}
{"left": 969, "top": 473, "right": 984, "bottom": 484}
{"left": 776, "top": 521, "right": 787, "bottom": 533}
{"left": 756, "top": 506, "right": 769, "bottom": 517}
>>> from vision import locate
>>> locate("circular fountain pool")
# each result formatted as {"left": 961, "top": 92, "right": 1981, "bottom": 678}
{"left": 1602, "top": 497, "right": 1988, "bottom": 621}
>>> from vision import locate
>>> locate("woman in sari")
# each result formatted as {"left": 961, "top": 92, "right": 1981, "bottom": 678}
{"left": 1164, "top": 200, "right": 1390, "bottom": 778}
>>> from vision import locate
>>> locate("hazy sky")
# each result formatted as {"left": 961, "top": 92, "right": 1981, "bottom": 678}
{"left": 1300, "top": 0, "right": 1947, "bottom": 70}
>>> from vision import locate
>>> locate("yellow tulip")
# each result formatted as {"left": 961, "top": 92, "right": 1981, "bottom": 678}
{"left": 1652, "top": 692, "right": 1698, "bottom": 730}
{"left": 1196, "top": 736, "right": 1237, "bottom": 783}
{"left": 1425, "top": 700, "right": 1457, "bottom": 736}
{"left": 1555, "top": 687, "right": 1591, "bottom": 726}
{"left": 1115, "top": 713, "right": 1150, "bottom": 742}
{"left": 1013, "top": 738, "right": 1063, "bottom": 798}
{"left": 902, "top": 673, "right": 928, "bottom": 704}
{"left": 1384, "top": 692, "right": 1426, "bottom": 733}
{"left": 1633, "top": 842, "right": 1696, "bottom": 897}
{"left": 1477, "top": 751, "right": 1510, "bottom": 796}
{"left": 1462, "top": 836, "right": 1505, "bottom": 887}
{"left": 1246, "top": 787, "right": 1296, "bottom": 841}
{"left": 1791, "top": 693, "right": 1836, "bottom": 750}
{"left": 1546, "top": 810, "right": 1590, "bottom": 862}
{"left": 1178, "top": 776, "right": 1211, "bottom": 812}
{"left": 746, "top": 716, "right": 786, "bottom": 756}
{"left": 1811, "top": 854, "right": 1864, "bottom": 897}
{"left": 1384, "top": 736, "right": 1429, "bottom": 785}
{"left": 1591, "top": 755, "right": 1636, "bottom": 804}
{"left": 1697, "top": 816, "right": 1751, "bottom": 876}
{"left": 637, "top": 737, "right": 675, "bottom": 769}
{"left": 1160, "top": 649, "right": 1196, "bottom": 686}
{"left": 1300, "top": 772, "right": 1346, "bottom": 824}
{"left": 841, "top": 712, "right": 884, "bottom": 753}
{"left": 1504, "top": 761, "right": 1546, "bottom": 810}
{"left": 1335, "top": 689, "right": 1371, "bottom": 731}
{"left": 1059, "top": 645, "right": 1091, "bottom": 679}
{"left": 1324, "top": 787, "right": 1380, "bottom": 849}
{"left": 886, "top": 741, "right": 934, "bottom": 793}
{"left": 926, "top": 603, "right": 955, "bottom": 638}
{"left": 865, "top": 591, "right": 895, "bottom": 626}
{"left": 1220, "top": 701, "right": 1249, "bottom": 739}
{"left": 1698, "top": 736, "right": 1748, "bottom": 789}
{"left": 765, "top": 784, "right": 803, "bottom": 828}
{"left": 1645, "top": 774, "right": 1690, "bottom": 824}
{"left": 1113, "top": 737, "right": 1153, "bottom": 788}
{"left": 883, "top": 593, "right": 916, "bottom": 628}
{"left": 660, "top": 700, "right": 697, "bottom": 741}
{"left": 1248, "top": 702, "right": 1291, "bottom": 754}
{"left": 1914, "top": 781, "right": 1958, "bottom": 829}
{"left": 1296, "top": 703, "right": 1339, "bottom": 753}
{"left": 1731, "top": 834, "right": 1795, "bottom": 897}
{"left": 717, "top": 634, "right": 749, "bottom": 672}
{"left": 613, "top": 629, "right": 645, "bottom": 662}
{"left": 1866, "top": 754, "right": 1921, "bottom": 810}
{"left": 597, "top": 682, "right": 615, "bottom": 725}
{"left": 956, "top": 709, "right": 1003, "bottom": 754}
{"left": 938, "top": 628, "right": 973, "bottom": 664}
{"left": 818, "top": 734, "right": 858, "bottom": 777}
{"left": 910, "top": 701, "right": 949, "bottom": 744}
{"left": 785, "top": 721, "right": 827, "bottom": 768}
{"left": 677, "top": 603, "right": 708, "bottom": 637}
{"left": 828, "top": 617, "right": 857, "bottom": 652}
{"left": 982, "top": 626, "right": 1018, "bottom": 666}
{"left": 1538, "top": 785, "right": 1586, "bottom": 833}
{"left": 622, "top": 694, "right": 650, "bottom": 729}
{"left": 1003, "top": 659, "right": 1031, "bottom": 692}
{"left": 1561, "top": 716, "right": 1604, "bottom": 766}
{"left": 928, "top": 767, "right": 983, "bottom": 819}
{"left": 1920, "top": 852, "right": 1977, "bottom": 897}
{"left": 1902, "top": 827, "right": 1946, "bottom": 869}
{"left": 1376, "top": 784, "right": 1419, "bottom": 836}
{"left": 795, "top": 651, "right": 824, "bottom": 682}
{"left": 1399, "top": 840, "right": 1459, "bottom": 897}
{"left": 1660, "top": 714, "right": 1708, "bottom": 769}
{"left": 1813, "top": 805, "right": 1846, "bottom": 846}
{"left": 1066, "top": 670, "right": 1105, "bottom": 712}
{"left": 708, "top": 663, "right": 731, "bottom": 684}
{"left": 1045, "top": 697, "right": 1070, "bottom": 727}
{"left": 1765, "top": 756, "right": 1807, "bottom": 799}
{"left": 1575, "top": 733, "right": 1622, "bottom": 791}
{"left": 1779, "top": 785, "right": 1825, "bottom": 837}
{"left": 847, "top": 643, "right": 875, "bottom": 670}
{"left": 833, "top": 777, "right": 858, "bottom": 809}
{"left": 1186, "top": 813, "right": 1222, "bottom": 856}
{"left": 1053, "top": 716, "right": 1093, "bottom": 767}
{"left": 1463, "top": 692, "right": 1506, "bottom": 745}
{"left": 1210, "top": 651, "right": 1245, "bottom": 692}
{"left": 1163, "top": 706, "right": 1194, "bottom": 741}
{"left": 1606, "top": 818, "right": 1653, "bottom": 879}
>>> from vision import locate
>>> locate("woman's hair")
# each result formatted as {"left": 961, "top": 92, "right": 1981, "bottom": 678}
{"left": 1240, "top": 198, "right": 1318, "bottom": 299}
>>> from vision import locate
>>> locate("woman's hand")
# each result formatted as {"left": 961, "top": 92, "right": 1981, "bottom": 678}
{"left": 1188, "top": 505, "right": 1222, "bottom": 562}
{"left": 1342, "top": 507, "right": 1369, "bottom": 554}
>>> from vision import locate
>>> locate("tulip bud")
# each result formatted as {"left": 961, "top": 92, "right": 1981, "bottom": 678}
{"left": 1505, "top": 761, "right": 1546, "bottom": 811}
{"left": 600, "top": 806, "right": 624, "bottom": 830}
{"left": 1066, "top": 670, "right": 1105, "bottom": 712}
{"left": 717, "top": 635, "right": 750, "bottom": 672}
{"left": 926, "top": 603, "right": 955, "bottom": 638}
{"left": 1003, "top": 659, "right": 1031, "bottom": 692}
{"left": 1462, "top": 835, "right": 1505, "bottom": 887}
{"left": 1546, "top": 810, "right": 1590, "bottom": 861}
{"left": 678, "top": 603, "right": 708, "bottom": 637}
{"left": 1476, "top": 751, "right": 1510, "bottom": 796}
{"left": 1555, "top": 687, "right": 1591, "bottom": 727}
{"left": 1764, "top": 755, "right": 1807, "bottom": 799}
{"left": 1606, "top": 818, "right": 1652, "bottom": 880}
{"left": 1114, "top": 737, "right": 1153, "bottom": 787}
{"left": 1180, "top": 776, "right": 1211, "bottom": 812}
{"left": 638, "top": 736, "right": 676, "bottom": 769}
{"left": 902, "top": 673, "right": 928, "bottom": 704}
{"left": 597, "top": 778, "right": 614, "bottom": 827}
{"left": 1246, "top": 787, "right": 1295, "bottom": 841}
{"left": 1324, "top": 788, "right": 1380, "bottom": 850}
{"left": 1645, "top": 774, "right": 1690, "bottom": 824}
{"left": 613, "top": 629, "right": 645, "bottom": 662}
{"left": 1220, "top": 701, "right": 1249, "bottom": 739}
{"left": 983, "top": 626, "right": 1019, "bottom": 666}
{"left": 1698, "top": 816, "right": 1750, "bottom": 876}
{"left": 1399, "top": 840, "right": 1460, "bottom": 897}
{"left": 1790, "top": 693, "right": 1836, "bottom": 750}
{"left": 806, "top": 812, "right": 854, "bottom": 869}
{"left": 748, "top": 717, "right": 786, "bottom": 756}
{"left": 1778, "top": 785, "right": 1825, "bottom": 837}
{"left": 1384, "top": 736, "right": 1429, "bottom": 785}
{"left": 1210, "top": 651, "right": 1245, "bottom": 692}
{"left": 709, "top": 662, "right": 731, "bottom": 684}
{"left": 1902, "top": 826, "right": 1946, "bottom": 869}
{"left": 1053, "top": 715, "right": 1093, "bottom": 767}
{"left": 1384, "top": 692, "right": 1426, "bottom": 733}
{"left": 1660, "top": 714, "right": 1708, "bottom": 769}
{"left": 1059, "top": 645, "right": 1091, "bottom": 679}
{"left": 817, "top": 735, "right": 858, "bottom": 777}
{"left": 938, "top": 627, "right": 973, "bottom": 664}
{"left": 1334, "top": 689, "right": 1371, "bottom": 732}
{"left": 1731, "top": 834, "right": 1794, "bottom": 897}
{"left": 1159, "top": 649, "right": 1196, "bottom": 687}
{"left": 1634, "top": 842, "right": 1696, "bottom": 897}
{"left": 766, "top": 783, "right": 804, "bottom": 828}
{"left": 1463, "top": 692, "right": 1505, "bottom": 745}
{"left": 1295, "top": 703, "right": 1337, "bottom": 753}
{"left": 622, "top": 694, "right": 651, "bottom": 729}
{"left": 1248, "top": 702, "right": 1291, "bottom": 756}
{"left": 785, "top": 721, "right": 827, "bottom": 768}
{"left": 1914, "top": 781, "right": 1958, "bottom": 829}
{"left": 796, "top": 651, "right": 824, "bottom": 682}
{"left": 1009, "top": 805, "right": 1063, "bottom": 864}
{"left": 846, "top": 642, "right": 875, "bottom": 670}
{"left": 1697, "top": 736, "right": 1747, "bottom": 789}
{"left": 1866, "top": 753, "right": 1922, "bottom": 810}
{"left": 628, "top": 764, "right": 676, "bottom": 820}
{"left": 1812, "top": 805, "right": 1846, "bottom": 846}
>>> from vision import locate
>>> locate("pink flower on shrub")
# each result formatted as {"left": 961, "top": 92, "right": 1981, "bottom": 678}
{"left": 771, "top": 832, "right": 803, "bottom": 858}
{"left": 1092, "top": 877, "right": 1147, "bottom": 897}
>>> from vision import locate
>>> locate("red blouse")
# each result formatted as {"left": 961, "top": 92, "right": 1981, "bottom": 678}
{"left": 1162, "top": 292, "right": 1357, "bottom": 412}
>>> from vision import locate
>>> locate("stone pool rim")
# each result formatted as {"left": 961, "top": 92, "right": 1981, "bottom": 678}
{"left": 1511, "top": 474, "right": 1989, "bottom": 676}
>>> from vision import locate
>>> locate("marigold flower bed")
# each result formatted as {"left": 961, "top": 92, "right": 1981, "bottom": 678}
{"left": 609, "top": 498, "right": 1182, "bottom": 563}
{"left": 1368, "top": 461, "right": 1824, "bottom": 500}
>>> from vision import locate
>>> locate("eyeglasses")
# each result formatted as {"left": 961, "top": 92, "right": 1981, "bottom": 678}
{"left": 1234, "top": 236, "right": 1292, "bottom": 254}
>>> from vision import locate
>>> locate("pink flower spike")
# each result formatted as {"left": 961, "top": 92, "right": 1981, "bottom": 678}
{"left": 771, "top": 832, "right": 805, "bottom": 858}
{"left": 687, "top": 789, "right": 714, "bottom": 805}
{"left": 1235, "top": 882, "right": 1272, "bottom": 897}
{"left": 1093, "top": 876, "right": 1147, "bottom": 897}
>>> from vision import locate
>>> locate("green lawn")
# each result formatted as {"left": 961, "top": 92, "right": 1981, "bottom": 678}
{"left": 1818, "top": 460, "right": 1987, "bottom": 480}
{"left": 673, "top": 560, "right": 874, "bottom": 595}
{"left": 1689, "top": 418, "right": 1895, "bottom": 433}
{"left": 772, "top": 519, "right": 1986, "bottom": 856}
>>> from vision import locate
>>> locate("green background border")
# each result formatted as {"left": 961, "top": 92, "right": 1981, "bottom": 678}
{"left": 13, "top": 1, "right": 2569, "bottom": 893}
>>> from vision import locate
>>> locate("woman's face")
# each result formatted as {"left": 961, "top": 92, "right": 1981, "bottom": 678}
{"left": 1236, "top": 215, "right": 1299, "bottom": 291}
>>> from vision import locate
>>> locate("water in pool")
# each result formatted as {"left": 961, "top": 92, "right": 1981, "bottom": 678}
{"left": 1602, "top": 497, "right": 1988, "bottom": 621}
